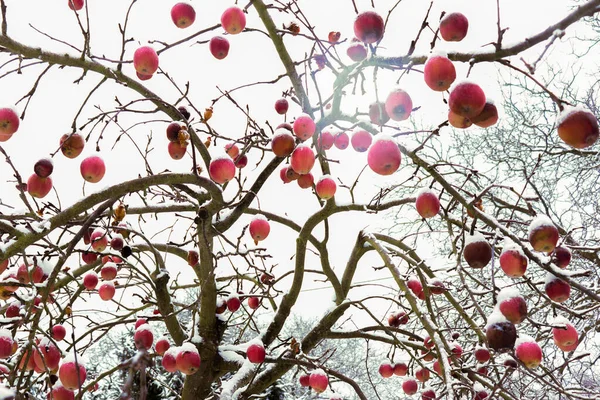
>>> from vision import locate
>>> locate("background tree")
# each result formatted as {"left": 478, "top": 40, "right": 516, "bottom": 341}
{"left": 0, "top": 0, "right": 599, "bottom": 399}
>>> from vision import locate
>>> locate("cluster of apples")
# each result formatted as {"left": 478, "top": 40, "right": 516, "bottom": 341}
{"left": 299, "top": 369, "right": 329, "bottom": 394}
{"left": 161, "top": 342, "right": 201, "bottom": 375}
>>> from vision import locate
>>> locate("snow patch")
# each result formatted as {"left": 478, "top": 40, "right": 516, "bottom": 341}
{"left": 465, "top": 231, "right": 488, "bottom": 245}
{"left": 497, "top": 287, "right": 522, "bottom": 303}
{"left": 485, "top": 309, "right": 508, "bottom": 328}
{"left": 515, "top": 334, "right": 536, "bottom": 347}
{"left": 62, "top": 352, "right": 86, "bottom": 367}
{"left": 527, "top": 215, "right": 555, "bottom": 236}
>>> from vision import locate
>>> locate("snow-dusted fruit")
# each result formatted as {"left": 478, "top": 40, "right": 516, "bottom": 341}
{"left": 354, "top": 11, "right": 385, "bottom": 43}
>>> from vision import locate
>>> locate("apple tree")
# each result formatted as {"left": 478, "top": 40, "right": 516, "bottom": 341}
{"left": 0, "top": 0, "right": 599, "bottom": 399}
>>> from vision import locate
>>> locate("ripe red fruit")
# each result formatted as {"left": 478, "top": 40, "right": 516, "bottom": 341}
{"left": 49, "top": 384, "right": 75, "bottom": 400}
{"left": 5, "top": 302, "right": 20, "bottom": 318}
{"left": 247, "top": 296, "right": 260, "bottom": 310}
{"left": 378, "top": 362, "right": 394, "bottom": 378}
{"left": 424, "top": 55, "right": 456, "bottom": 91}
{"left": 354, "top": 11, "right": 385, "bottom": 44}
{"left": 0, "top": 331, "right": 14, "bottom": 359}
{"left": 234, "top": 154, "right": 248, "bottom": 168}
{"left": 52, "top": 325, "right": 67, "bottom": 342}
{"left": 474, "top": 346, "right": 490, "bottom": 363}
{"left": 271, "top": 130, "right": 295, "bottom": 157}
{"left": 393, "top": 362, "right": 408, "bottom": 376}
{"left": 557, "top": 106, "right": 599, "bottom": 149}
{"left": 67, "top": 0, "right": 84, "bottom": 11}
{"left": 553, "top": 246, "right": 572, "bottom": 268}
{"left": 166, "top": 123, "right": 182, "bottom": 142}
{"left": 293, "top": 114, "right": 316, "bottom": 141}
{"left": 367, "top": 135, "right": 401, "bottom": 176}
{"left": 407, "top": 276, "right": 425, "bottom": 299}
{"left": 59, "top": 357, "right": 87, "bottom": 389}
{"left": 317, "top": 131, "right": 335, "bottom": 150}
{"left": 333, "top": 131, "right": 349, "bottom": 150}
{"left": 299, "top": 374, "right": 310, "bottom": 387}
{"left": 110, "top": 234, "right": 124, "bottom": 251}
{"left": 528, "top": 215, "right": 559, "bottom": 252}
{"left": 309, "top": 370, "right": 329, "bottom": 393}
{"left": 290, "top": 144, "right": 315, "bottom": 174}
{"left": 227, "top": 296, "right": 241, "bottom": 312}
{"left": 155, "top": 337, "right": 170, "bottom": 356}
{"left": 209, "top": 157, "right": 236, "bottom": 184}
{"left": 166, "top": 141, "right": 186, "bottom": 160}
{"left": 552, "top": 317, "right": 579, "bottom": 351}
{"left": 499, "top": 242, "right": 528, "bottom": 278}
{"left": 80, "top": 155, "right": 106, "bottom": 183}
{"left": 171, "top": 3, "right": 196, "bottom": 28}
{"left": 209, "top": 36, "right": 230, "bottom": 60}
{"left": 81, "top": 251, "right": 97, "bottom": 265}
{"left": 448, "top": 109, "right": 472, "bottom": 129}
{"left": 247, "top": 343, "right": 266, "bottom": 364}
{"left": 34, "top": 338, "right": 61, "bottom": 371}
{"left": 369, "top": 102, "right": 390, "bottom": 125}
{"left": 249, "top": 216, "right": 270, "bottom": 243}
{"left": 0, "top": 107, "right": 19, "bottom": 142}
{"left": 187, "top": 250, "right": 199, "bottom": 267}
{"left": 485, "top": 312, "right": 517, "bottom": 351}
{"left": 347, "top": 40, "right": 368, "bottom": 62}
{"left": 176, "top": 344, "right": 201, "bottom": 375}
{"left": 545, "top": 275, "right": 571, "bottom": 303}
{"left": 422, "top": 389, "right": 437, "bottom": 400}
{"left": 385, "top": 89, "right": 413, "bottom": 121}
{"left": 463, "top": 232, "right": 492, "bottom": 268}
{"left": 221, "top": 6, "right": 246, "bottom": 35}
{"left": 98, "top": 282, "right": 116, "bottom": 301}
{"left": 388, "top": 310, "right": 409, "bottom": 327}
{"left": 162, "top": 347, "right": 178, "bottom": 372}
{"left": 415, "top": 366, "right": 430, "bottom": 382}
{"left": 449, "top": 81, "right": 486, "bottom": 119}
{"left": 135, "top": 318, "right": 147, "bottom": 329}
{"left": 497, "top": 288, "right": 528, "bottom": 324}
{"left": 439, "top": 12, "right": 469, "bottom": 42}
{"left": 280, "top": 166, "right": 292, "bottom": 183}
{"left": 60, "top": 132, "right": 85, "bottom": 158}
{"left": 101, "top": 262, "right": 118, "bottom": 280}
{"left": 428, "top": 278, "right": 445, "bottom": 295}
{"left": 297, "top": 173, "right": 314, "bottom": 189}
{"left": 274, "top": 98, "right": 289, "bottom": 115}
{"left": 328, "top": 31, "right": 341, "bottom": 43}
{"left": 89, "top": 229, "right": 108, "bottom": 253}
{"left": 351, "top": 130, "right": 372, "bottom": 152}
{"left": 316, "top": 175, "right": 337, "bottom": 200}
{"left": 27, "top": 174, "right": 53, "bottom": 199}
{"left": 225, "top": 143, "right": 240, "bottom": 159}
{"left": 470, "top": 101, "right": 499, "bottom": 128}
{"left": 134, "top": 325, "right": 154, "bottom": 350}
{"left": 415, "top": 189, "right": 440, "bottom": 218}
{"left": 402, "top": 378, "right": 418, "bottom": 395}
{"left": 515, "top": 336, "right": 543, "bottom": 369}
{"left": 34, "top": 158, "right": 54, "bottom": 178}
{"left": 133, "top": 46, "right": 159, "bottom": 76}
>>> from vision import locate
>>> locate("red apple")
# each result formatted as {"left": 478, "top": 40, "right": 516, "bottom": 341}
{"left": 499, "top": 241, "right": 528, "bottom": 278}
{"left": 449, "top": 81, "right": 486, "bottom": 118}
{"left": 463, "top": 232, "right": 492, "bottom": 268}
{"left": 402, "top": 378, "right": 418, "bottom": 395}
{"left": 0, "top": 107, "right": 19, "bottom": 142}
{"left": 247, "top": 296, "right": 260, "bottom": 310}
{"left": 225, "top": 143, "right": 240, "bottom": 159}
{"left": 448, "top": 109, "right": 472, "bottom": 129}
{"left": 83, "top": 272, "right": 98, "bottom": 290}
{"left": 187, "top": 250, "right": 199, "bottom": 267}
{"left": 90, "top": 229, "right": 108, "bottom": 252}
{"left": 249, "top": 216, "right": 270, "bottom": 242}
{"left": 81, "top": 251, "right": 97, "bottom": 265}
{"left": 101, "top": 262, "right": 118, "bottom": 280}
{"left": 378, "top": 362, "right": 394, "bottom": 378}
{"left": 290, "top": 144, "right": 315, "bottom": 174}
{"left": 485, "top": 311, "right": 516, "bottom": 351}
{"left": 309, "top": 370, "right": 329, "bottom": 393}
{"left": 221, "top": 6, "right": 246, "bottom": 35}
{"left": 317, "top": 130, "right": 335, "bottom": 150}
{"left": 428, "top": 278, "right": 445, "bottom": 295}
{"left": 422, "top": 389, "right": 437, "bottom": 400}
{"left": 166, "top": 122, "right": 182, "bottom": 142}
{"left": 234, "top": 154, "right": 248, "bottom": 168}
{"left": 415, "top": 366, "right": 430, "bottom": 382}
{"left": 133, "top": 46, "right": 159, "bottom": 76}
{"left": 280, "top": 166, "right": 292, "bottom": 183}
{"left": 209, "top": 157, "right": 236, "bottom": 184}
{"left": 439, "top": 12, "right": 469, "bottom": 42}
{"left": 171, "top": 3, "right": 196, "bottom": 28}
{"left": 34, "top": 158, "right": 54, "bottom": 178}
{"left": 470, "top": 101, "right": 499, "bottom": 128}
{"left": 247, "top": 342, "right": 266, "bottom": 364}
{"left": 557, "top": 106, "right": 599, "bottom": 149}
{"left": 497, "top": 288, "right": 528, "bottom": 324}
{"left": 135, "top": 318, "right": 147, "bottom": 329}
{"left": 68, "top": 0, "right": 84, "bottom": 11}
{"left": 227, "top": 296, "right": 241, "bottom": 312}
{"left": 299, "top": 374, "right": 310, "bottom": 387}
{"left": 552, "top": 316, "right": 578, "bottom": 351}
{"left": 110, "top": 234, "right": 124, "bottom": 251}
{"left": 474, "top": 345, "right": 490, "bottom": 363}
{"left": 134, "top": 325, "right": 154, "bottom": 350}
{"left": 98, "top": 282, "right": 115, "bottom": 301}
{"left": 388, "top": 310, "right": 409, "bottom": 327}
{"left": 80, "top": 155, "right": 106, "bottom": 183}
{"left": 354, "top": 11, "right": 384, "bottom": 43}
{"left": 369, "top": 102, "right": 390, "bottom": 125}
{"left": 176, "top": 343, "right": 201, "bottom": 375}
{"left": 385, "top": 88, "right": 413, "bottom": 121}
{"left": 333, "top": 131, "right": 349, "bottom": 150}
{"left": 209, "top": 36, "right": 230, "bottom": 60}
{"left": 27, "top": 174, "right": 53, "bottom": 199}
{"left": 347, "top": 40, "right": 368, "bottom": 62}
{"left": 415, "top": 189, "right": 440, "bottom": 218}
{"left": 424, "top": 54, "right": 456, "bottom": 92}
{"left": 0, "top": 331, "right": 14, "bottom": 359}
{"left": 155, "top": 337, "right": 170, "bottom": 356}
{"left": 528, "top": 215, "right": 559, "bottom": 252}
{"left": 297, "top": 173, "right": 314, "bottom": 189}
{"left": 275, "top": 98, "right": 289, "bottom": 115}
{"left": 407, "top": 276, "right": 425, "bottom": 300}
{"left": 515, "top": 336, "right": 542, "bottom": 369}
{"left": 49, "top": 384, "right": 75, "bottom": 400}
{"left": 60, "top": 132, "right": 85, "bottom": 158}
{"left": 293, "top": 114, "right": 316, "bottom": 141}
{"left": 316, "top": 175, "right": 337, "bottom": 200}
{"left": 367, "top": 135, "right": 401, "bottom": 176}
{"left": 168, "top": 141, "right": 187, "bottom": 160}
{"left": 34, "top": 338, "right": 61, "bottom": 371}
{"left": 59, "top": 356, "right": 87, "bottom": 389}
{"left": 271, "top": 130, "right": 295, "bottom": 157}
{"left": 351, "top": 130, "right": 372, "bottom": 152}
{"left": 162, "top": 347, "right": 178, "bottom": 372}
{"left": 553, "top": 246, "right": 571, "bottom": 268}
{"left": 52, "top": 325, "right": 67, "bottom": 342}
{"left": 545, "top": 274, "right": 570, "bottom": 303}
{"left": 393, "top": 362, "right": 408, "bottom": 376}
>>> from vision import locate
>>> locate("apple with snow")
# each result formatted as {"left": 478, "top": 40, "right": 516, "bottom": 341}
{"left": 354, "top": 11, "right": 385, "bottom": 43}
{"left": 439, "top": 12, "right": 469, "bottom": 42}
{"left": 463, "top": 232, "right": 493, "bottom": 268}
